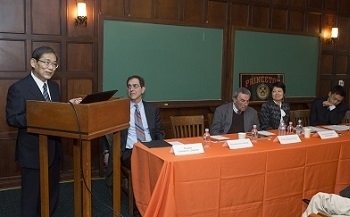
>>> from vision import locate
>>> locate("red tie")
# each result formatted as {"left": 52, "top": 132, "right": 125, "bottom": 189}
{"left": 134, "top": 104, "right": 145, "bottom": 141}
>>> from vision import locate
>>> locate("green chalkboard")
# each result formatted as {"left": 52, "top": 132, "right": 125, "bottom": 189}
{"left": 103, "top": 20, "right": 223, "bottom": 101}
{"left": 233, "top": 30, "right": 319, "bottom": 97}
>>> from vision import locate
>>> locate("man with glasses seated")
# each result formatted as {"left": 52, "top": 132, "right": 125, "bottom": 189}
{"left": 310, "top": 85, "right": 348, "bottom": 126}
{"left": 102, "top": 75, "right": 164, "bottom": 216}
{"left": 103, "top": 75, "right": 165, "bottom": 170}
{"left": 210, "top": 87, "right": 260, "bottom": 135}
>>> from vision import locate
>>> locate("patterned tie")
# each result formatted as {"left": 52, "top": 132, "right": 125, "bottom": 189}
{"left": 134, "top": 104, "right": 145, "bottom": 141}
{"left": 42, "top": 83, "right": 51, "bottom": 101}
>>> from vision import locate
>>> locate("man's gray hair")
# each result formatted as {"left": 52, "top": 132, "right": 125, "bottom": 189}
{"left": 233, "top": 87, "right": 251, "bottom": 99}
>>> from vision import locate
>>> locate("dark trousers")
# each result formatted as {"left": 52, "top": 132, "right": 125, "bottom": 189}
{"left": 21, "top": 154, "right": 60, "bottom": 217}
{"left": 106, "top": 148, "right": 132, "bottom": 178}
{"left": 121, "top": 149, "right": 132, "bottom": 169}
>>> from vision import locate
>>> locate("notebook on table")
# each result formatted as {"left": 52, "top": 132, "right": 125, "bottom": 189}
{"left": 141, "top": 140, "right": 172, "bottom": 148}
{"left": 80, "top": 89, "right": 118, "bottom": 104}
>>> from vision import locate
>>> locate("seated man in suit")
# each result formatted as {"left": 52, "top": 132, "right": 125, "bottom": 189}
{"left": 210, "top": 87, "right": 260, "bottom": 135}
{"left": 302, "top": 192, "right": 350, "bottom": 217}
{"left": 103, "top": 74, "right": 165, "bottom": 179}
{"left": 310, "top": 85, "right": 348, "bottom": 126}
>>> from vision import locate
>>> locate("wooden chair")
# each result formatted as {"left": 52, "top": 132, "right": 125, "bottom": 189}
{"left": 289, "top": 109, "right": 310, "bottom": 126}
{"left": 308, "top": 212, "right": 330, "bottom": 217}
{"left": 342, "top": 110, "right": 350, "bottom": 123}
{"left": 207, "top": 113, "right": 214, "bottom": 128}
{"left": 170, "top": 115, "right": 205, "bottom": 138}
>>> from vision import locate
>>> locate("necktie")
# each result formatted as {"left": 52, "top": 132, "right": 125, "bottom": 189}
{"left": 42, "top": 83, "right": 51, "bottom": 101}
{"left": 134, "top": 104, "right": 145, "bottom": 141}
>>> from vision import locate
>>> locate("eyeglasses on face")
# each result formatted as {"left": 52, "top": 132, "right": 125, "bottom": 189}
{"left": 37, "top": 59, "right": 59, "bottom": 69}
{"left": 127, "top": 84, "right": 141, "bottom": 89}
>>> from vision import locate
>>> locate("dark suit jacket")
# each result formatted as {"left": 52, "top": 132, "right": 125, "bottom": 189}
{"left": 104, "top": 100, "right": 165, "bottom": 177}
{"left": 6, "top": 74, "right": 62, "bottom": 169}
{"left": 310, "top": 97, "right": 348, "bottom": 126}
{"left": 120, "top": 100, "right": 165, "bottom": 151}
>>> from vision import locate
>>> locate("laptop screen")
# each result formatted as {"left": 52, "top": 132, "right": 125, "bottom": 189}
{"left": 80, "top": 89, "right": 118, "bottom": 104}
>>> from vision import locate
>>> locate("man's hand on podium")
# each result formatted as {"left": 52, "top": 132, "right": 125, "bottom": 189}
{"left": 69, "top": 97, "right": 82, "bottom": 104}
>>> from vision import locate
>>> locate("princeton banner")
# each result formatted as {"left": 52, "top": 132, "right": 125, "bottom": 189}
{"left": 240, "top": 73, "right": 284, "bottom": 102}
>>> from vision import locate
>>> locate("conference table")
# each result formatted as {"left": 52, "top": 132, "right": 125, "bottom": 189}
{"left": 131, "top": 129, "right": 350, "bottom": 217}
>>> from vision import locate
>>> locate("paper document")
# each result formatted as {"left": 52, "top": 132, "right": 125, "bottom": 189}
{"left": 168, "top": 141, "right": 184, "bottom": 146}
{"left": 322, "top": 125, "right": 349, "bottom": 131}
{"left": 306, "top": 126, "right": 327, "bottom": 132}
{"left": 258, "top": 131, "right": 276, "bottom": 136}
{"left": 210, "top": 135, "right": 230, "bottom": 140}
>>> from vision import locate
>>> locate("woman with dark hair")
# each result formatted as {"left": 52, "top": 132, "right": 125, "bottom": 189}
{"left": 260, "top": 81, "right": 290, "bottom": 130}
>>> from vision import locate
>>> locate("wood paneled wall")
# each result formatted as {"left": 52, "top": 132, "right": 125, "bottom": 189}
{"left": 0, "top": 0, "right": 349, "bottom": 188}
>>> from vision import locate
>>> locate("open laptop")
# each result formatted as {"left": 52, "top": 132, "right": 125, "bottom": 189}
{"left": 80, "top": 89, "right": 118, "bottom": 104}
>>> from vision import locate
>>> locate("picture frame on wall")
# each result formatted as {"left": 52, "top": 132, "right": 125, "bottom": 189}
{"left": 239, "top": 73, "right": 285, "bottom": 102}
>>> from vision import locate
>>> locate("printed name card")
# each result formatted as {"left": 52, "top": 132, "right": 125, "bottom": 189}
{"left": 225, "top": 139, "right": 253, "bottom": 150}
{"left": 277, "top": 135, "right": 302, "bottom": 145}
{"left": 172, "top": 143, "right": 204, "bottom": 156}
{"left": 317, "top": 130, "right": 339, "bottom": 139}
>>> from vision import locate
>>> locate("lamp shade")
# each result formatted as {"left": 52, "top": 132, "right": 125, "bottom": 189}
{"left": 331, "top": 27, "right": 338, "bottom": 38}
{"left": 77, "top": 2, "right": 87, "bottom": 17}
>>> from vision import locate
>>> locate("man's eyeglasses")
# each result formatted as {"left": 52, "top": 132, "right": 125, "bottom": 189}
{"left": 127, "top": 84, "right": 141, "bottom": 89}
{"left": 37, "top": 59, "right": 59, "bottom": 69}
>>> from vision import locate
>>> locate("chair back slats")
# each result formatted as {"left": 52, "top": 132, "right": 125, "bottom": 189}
{"left": 170, "top": 115, "right": 205, "bottom": 138}
{"left": 289, "top": 109, "right": 310, "bottom": 126}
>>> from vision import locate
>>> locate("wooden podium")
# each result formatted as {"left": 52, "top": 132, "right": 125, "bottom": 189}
{"left": 26, "top": 98, "right": 130, "bottom": 217}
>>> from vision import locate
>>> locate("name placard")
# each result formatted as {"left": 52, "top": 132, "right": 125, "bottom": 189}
{"left": 317, "top": 130, "right": 339, "bottom": 139}
{"left": 172, "top": 143, "right": 204, "bottom": 156}
{"left": 277, "top": 135, "right": 302, "bottom": 144}
{"left": 225, "top": 139, "right": 253, "bottom": 149}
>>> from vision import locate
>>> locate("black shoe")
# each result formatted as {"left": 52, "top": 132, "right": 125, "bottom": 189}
{"left": 121, "top": 177, "right": 129, "bottom": 192}
{"left": 302, "top": 198, "right": 310, "bottom": 205}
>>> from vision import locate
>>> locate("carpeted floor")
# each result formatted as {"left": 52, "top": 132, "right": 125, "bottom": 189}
{"left": 0, "top": 178, "right": 131, "bottom": 217}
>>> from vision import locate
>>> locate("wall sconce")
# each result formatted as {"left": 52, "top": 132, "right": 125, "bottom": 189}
{"left": 75, "top": 2, "right": 87, "bottom": 27}
{"left": 329, "top": 27, "right": 338, "bottom": 44}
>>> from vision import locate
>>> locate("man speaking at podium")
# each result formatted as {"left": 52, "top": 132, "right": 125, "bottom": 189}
{"left": 6, "top": 46, "right": 62, "bottom": 217}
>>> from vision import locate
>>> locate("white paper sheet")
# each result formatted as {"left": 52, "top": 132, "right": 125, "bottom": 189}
{"left": 258, "top": 131, "right": 276, "bottom": 136}
{"left": 168, "top": 141, "right": 184, "bottom": 146}
{"left": 322, "top": 125, "right": 349, "bottom": 131}
{"left": 210, "top": 135, "right": 230, "bottom": 140}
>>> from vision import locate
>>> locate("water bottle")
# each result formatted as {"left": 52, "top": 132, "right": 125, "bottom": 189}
{"left": 251, "top": 124, "right": 258, "bottom": 142}
{"left": 278, "top": 120, "right": 286, "bottom": 136}
{"left": 286, "top": 121, "right": 294, "bottom": 134}
{"left": 203, "top": 128, "right": 211, "bottom": 148}
{"left": 295, "top": 119, "right": 303, "bottom": 136}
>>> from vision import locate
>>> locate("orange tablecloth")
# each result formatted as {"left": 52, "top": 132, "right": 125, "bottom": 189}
{"left": 131, "top": 131, "right": 350, "bottom": 217}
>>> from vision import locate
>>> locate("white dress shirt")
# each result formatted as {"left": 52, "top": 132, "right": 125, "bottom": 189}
{"left": 126, "top": 101, "right": 152, "bottom": 149}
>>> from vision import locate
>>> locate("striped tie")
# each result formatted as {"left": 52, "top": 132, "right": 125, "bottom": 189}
{"left": 134, "top": 104, "right": 145, "bottom": 142}
{"left": 42, "top": 83, "right": 51, "bottom": 101}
